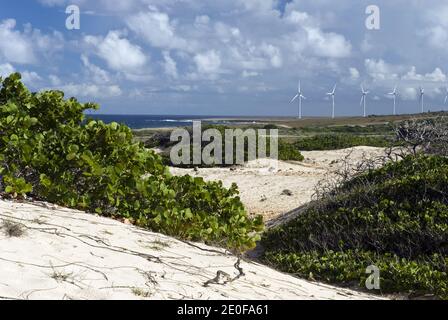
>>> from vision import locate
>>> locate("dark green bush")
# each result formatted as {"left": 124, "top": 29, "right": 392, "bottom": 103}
{"left": 294, "top": 134, "right": 391, "bottom": 151}
{"left": 261, "top": 155, "right": 448, "bottom": 298}
{"left": 151, "top": 125, "right": 303, "bottom": 168}
{"left": 301, "top": 124, "right": 394, "bottom": 135}
{"left": 278, "top": 141, "right": 304, "bottom": 162}
{"left": 263, "top": 124, "right": 279, "bottom": 130}
{"left": 264, "top": 251, "right": 448, "bottom": 297}
{"left": 0, "top": 73, "right": 263, "bottom": 251}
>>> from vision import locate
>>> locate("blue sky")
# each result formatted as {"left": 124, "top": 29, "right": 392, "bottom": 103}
{"left": 1, "top": 0, "right": 448, "bottom": 116}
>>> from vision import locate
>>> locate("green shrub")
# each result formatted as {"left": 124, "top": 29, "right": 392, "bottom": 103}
{"left": 301, "top": 124, "right": 394, "bottom": 135}
{"left": 294, "top": 134, "right": 391, "bottom": 151}
{"left": 278, "top": 141, "right": 304, "bottom": 161}
{"left": 264, "top": 251, "right": 448, "bottom": 297}
{"left": 263, "top": 124, "right": 279, "bottom": 130}
{"left": 261, "top": 155, "right": 448, "bottom": 298}
{"left": 0, "top": 73, "right": 263, "bottom": 251}
{"left": 152, "top": 125, "right": 303, "bottom": 168}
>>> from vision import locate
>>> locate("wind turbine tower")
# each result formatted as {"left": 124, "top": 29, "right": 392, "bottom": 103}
{"left": 360, "top": 85, "right": 369, "bottom": 118}
{"left": 290, "top": 81, "right": 306, "bottom": 119}
{"left": 388, "top": 86, "right": 398, "bottom": 115}
{"left": 326, "top": 84, "right": 337, "bottom": 119}
{"left": 419, "top": 87, "right": 425, "bottom": 113}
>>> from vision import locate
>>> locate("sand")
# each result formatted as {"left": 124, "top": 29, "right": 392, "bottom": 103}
{"left": 0, "top": 199, "right": 382, "bottom": 300}
{"left": 0, "top": 147, "right": 389, "bottom": 300}
{"left": 170, "top": 146, "right": 387, "bottom": 222}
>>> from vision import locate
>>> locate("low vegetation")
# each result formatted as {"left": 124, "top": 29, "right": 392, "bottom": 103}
{"left": 293, "top": 134, "right": 392, "bottom": 151}
{"left": 0, "top": 73, "right": 263, "bottom": 251}
{"left": 300, "top": 124, "right": 394, "bottom": 135}
{"left": 2, "top": 72, "right": 447, "bottom": 298}
{"left": 262, "top": 151, "right": 448, "bottom": 298}
{"left": 1, "top": 220, "right": 26, "bottom": 238}
{"left": 145, "top": 125, "right": 304, "bottom": 168}
{"left": 144, "top": 122, "right": 395, "bottom": 165}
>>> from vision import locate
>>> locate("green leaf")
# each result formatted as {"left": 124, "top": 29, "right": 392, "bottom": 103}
{"left": 66, "top": 153, "right": 77, "bottom": 161}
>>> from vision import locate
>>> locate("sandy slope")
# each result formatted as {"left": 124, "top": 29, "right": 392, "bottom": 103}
{"left": 0, "top": 200, "right": 381, "bottom": 300}
{"left": 0, "top": 147, "right": 388, "bottom": 300}
{"left": 170, "top": 146, "right": 386, "bottom": 221}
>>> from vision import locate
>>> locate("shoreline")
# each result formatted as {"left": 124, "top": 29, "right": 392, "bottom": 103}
{"left": 127, "top": 112, "right": 448, "bottom": 132}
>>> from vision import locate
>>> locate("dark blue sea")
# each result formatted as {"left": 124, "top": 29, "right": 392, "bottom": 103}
{"left": 86, "top": 114, "right": 260, "bottom": 129}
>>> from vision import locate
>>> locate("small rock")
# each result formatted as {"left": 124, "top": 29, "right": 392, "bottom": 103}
{"left": 281, "top": 189, "right": 293, "bottom": 196}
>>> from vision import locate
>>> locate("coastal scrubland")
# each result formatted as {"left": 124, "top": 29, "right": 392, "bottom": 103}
{"left": 0, "top": 73, "right": 262, "bottom": 251}
{"left": 1, "top": 73, "right": 447, "bottom": 299}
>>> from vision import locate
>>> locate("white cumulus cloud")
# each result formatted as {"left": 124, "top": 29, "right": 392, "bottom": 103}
{"left": 162, "top": 51, "right": 178, "bottom": 79}
{"left": 194, "top": 50, "right": 221, "bottom": 74}
{"left": 0, "top": 19, "right": 36, "bottom": 64}
{"left": 84, "top": 30, "right": 147, "bottom": 74}
{"left": 126, "top": 8, "right": 190, "bottom": 51}
{"left": 0, "top": 63, "right": 15, "bottom": 77}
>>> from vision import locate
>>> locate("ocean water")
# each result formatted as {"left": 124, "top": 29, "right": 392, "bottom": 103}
{"left": 86, "top": 114, "right": 259, "bottom": 129}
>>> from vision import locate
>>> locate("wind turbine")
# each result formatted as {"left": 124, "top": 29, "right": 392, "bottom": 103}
{"left": 388, "top": 85, "right": 398, "bottom": 115}
{"left": 360, "top": 85, "right": 369, "bottom": 118}
{"left": 419, "top": 87, "right": 425, "bottom": 113}
{"left": 290, "top": 81, "right": 306, "bottom": 119}
{"left": 326, "top": 84, "right": 337, "bottom": 119}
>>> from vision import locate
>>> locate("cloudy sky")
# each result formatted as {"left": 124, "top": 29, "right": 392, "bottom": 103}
{"left": 1, "top": 0, "right": 448, "bottom": 116}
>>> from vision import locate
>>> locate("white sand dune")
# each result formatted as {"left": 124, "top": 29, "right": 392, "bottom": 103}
{"left": 171, "top": 146, "right": 387, "bottom": 221}
{"left": 0, "top": 147, "right": 389, "bottom": 300}
{"left": 0, "top": 199, "right": 381, "bottom": 300}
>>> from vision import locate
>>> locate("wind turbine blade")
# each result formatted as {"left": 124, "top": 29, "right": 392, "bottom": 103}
{"left": 360, "top": 96, "right": 364, "bottom": 106}
{"left": 290, "top": 94, "right": 299, "bottom": 103}
{"left": 301, "top": 95, "right": 307, "bottom": 100}
{"left": 298, "top": 81, "right": 301, "bottom": 92}
{"left": 333, "top": 84, "right": 337, "bottom": 93}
